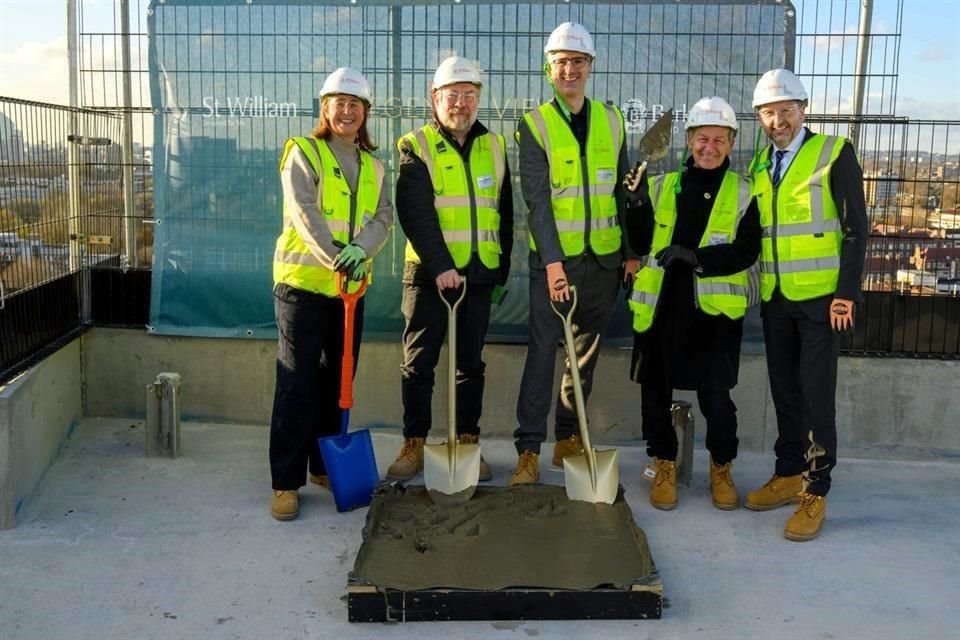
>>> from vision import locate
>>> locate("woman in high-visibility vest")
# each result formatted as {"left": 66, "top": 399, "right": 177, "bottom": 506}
{"left": 625, "top": 97, "right": 761, "bottom": 512}
{"left": 269, "top": 68, "right": 394, "bottom": 521}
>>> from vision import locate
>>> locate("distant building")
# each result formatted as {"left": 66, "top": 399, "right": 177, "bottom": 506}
{"left": 0, "top": 111, "right": 24, "bottom": 165}
{"left": 864, "top": 171, "right": 899, "bottom": 207}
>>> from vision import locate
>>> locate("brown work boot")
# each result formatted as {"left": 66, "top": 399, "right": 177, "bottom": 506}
{"left": 509, "top": 450, "right": 540, "bottom": 485}
{"left": 709, "top": 458, "right": 739, "bottom": 510}
{"left": 744, "top": 473, "right": 803, "bottom": 511}
{"left": 650, "top": 458, "right": 677, "bottom": 511}
{"left": 551, "top": 434, "right": 584, "bottom": 467}
{"left": 458, "top": 434, "right": 492, "bottom": 481}
{"left": 385, "top": 437, "right": 425, "bottom": 481}
{"left": 784, "top": 493, "right": 827, "bottom": 541}
{"left": 308, "top": 473, "right": 330, "bottom": 490}
{"left": 270, "top": 490, "right": 299, "bottom": 521}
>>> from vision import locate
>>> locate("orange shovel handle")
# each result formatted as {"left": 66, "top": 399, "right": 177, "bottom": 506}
{"left": 337, "top": 271, "right": 367, "bottom": 410}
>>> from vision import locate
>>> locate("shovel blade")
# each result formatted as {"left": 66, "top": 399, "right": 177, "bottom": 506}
{"left": 318, "top": 428, "right": 379, "bottom": 512}
{"left": 423, "top": 442, "right": 481, "bottom": 504}
{"left": 563, "top": 448, "right": 620, "bottom": 504}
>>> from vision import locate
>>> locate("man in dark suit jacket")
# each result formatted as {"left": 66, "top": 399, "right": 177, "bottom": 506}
{"left": 745, "top": 68, "right": 868, "bottom": 541}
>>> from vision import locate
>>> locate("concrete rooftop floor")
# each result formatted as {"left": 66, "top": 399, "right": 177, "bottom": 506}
{"left": 1, "top": 417, "right": 958, "bottom": 640}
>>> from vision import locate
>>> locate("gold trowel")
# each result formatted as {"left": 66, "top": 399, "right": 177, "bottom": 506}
{"left": 625, "top": 108, "right": 675, "bottom": 191}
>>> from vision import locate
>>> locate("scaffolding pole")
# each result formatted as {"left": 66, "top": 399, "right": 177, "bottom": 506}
{"left": 849, "top": 0, "right": 874, "bottom": 150}
{"left": 67, "top": 0, "right": 81, "bottom": 275}
{"left": 120, "top": 0, "right": 137, "bottom": 269}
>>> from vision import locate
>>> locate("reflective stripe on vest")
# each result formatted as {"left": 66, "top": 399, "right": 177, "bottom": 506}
{"left": 273, "top": 136, "right": 384, "bottom": 296}
{"left": 752, "top": 134, "right": 845, "bottom": 302}
{"left": 628, "top": 170, "right": 754, "bottom": 333}
{"left": 399, "top": 125, "right": 506, "bottom": 269}
{"left": 523, "top": 99, "right": 624, "bottom": 257}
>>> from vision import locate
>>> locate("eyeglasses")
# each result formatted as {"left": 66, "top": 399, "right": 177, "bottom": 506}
{"left": 440, "top": 89, "right": 479, "bottom": 105}
{"left": 550, "top": 56, "right": 590, "bottom": 70}
{"left": 758, "top": 104, "right": 801, "bottom": 120}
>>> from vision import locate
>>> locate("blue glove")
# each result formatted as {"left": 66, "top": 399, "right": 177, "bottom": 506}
{"left": 350, "top": 261, "right": 368, "bottom": 282}
{"left": 333, "top": 243, "right": 367, "bottom": 273}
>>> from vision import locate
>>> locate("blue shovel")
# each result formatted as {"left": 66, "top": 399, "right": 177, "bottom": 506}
{"left": 318, "top": 272, "right": 379, "bottom": 512}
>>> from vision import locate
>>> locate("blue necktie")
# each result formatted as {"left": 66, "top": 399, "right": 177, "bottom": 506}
{"left": 772, "top": 149, "right": 787, "bottom": 187}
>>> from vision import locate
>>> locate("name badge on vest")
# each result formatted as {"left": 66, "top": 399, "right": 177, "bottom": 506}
{"left": 477, "top": 175, "right": 494, "bottom": 189}
{"left": 436, "top": 141, "right": 447, "bottom": 154}
{"left": 708, "top": 233, "right": 729, "bottom": 246}
{"left": 333, "top": 167, "right": 342, "bottom": 179}
{"left": 596, "top": 168, "right": 615, "bottom": 183}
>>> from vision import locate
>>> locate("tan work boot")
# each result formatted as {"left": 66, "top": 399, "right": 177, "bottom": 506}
{"left": 385, "top": 437, "right": 425, "bottom": 481}
{"left": 551, "top": 434, "right": 584, "bottom": 467}
{"left": 709, "top": 458, "right": 739, "bottom": 510}
{"left": 509, "top": 450, "right": 540, "bottom": 485}
{"left": 784, "top": 493, "right": 827, "bottom": 541}
{"left": 458, "top": 434, "right": 492, "bottom": 481}
{"left": 650, "top": 458, "right": 677, "bottom": 511}
{"left": 270, "top": 490, "right": 299, "bottom": 521}
{"left": 744, "top": 473, "right": 803, "bottom": 511}
{"left": 308, "top": 473, "right": 330, "bottom": 490}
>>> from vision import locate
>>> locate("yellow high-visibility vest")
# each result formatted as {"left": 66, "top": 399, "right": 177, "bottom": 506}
{"left": 398, "top": 125, "right": 506, "bottom": 269}
{"left": 522, "top": 99, "right": 624, "bottom": 257}
{"left": 629, "top": 171, "right": 755, "bottom": 333}
{"left": 751, "top": 134, "right": 846, "bottom": 301}
{"left": 273, "top": 136, "right": 384, "bottom": 297}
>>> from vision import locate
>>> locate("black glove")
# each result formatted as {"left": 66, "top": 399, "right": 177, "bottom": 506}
{"left": 623, "top": 161, "right": 650, "bottom": 206}
{"left": 655, "top": 245, "right": 698, "bottom": 270}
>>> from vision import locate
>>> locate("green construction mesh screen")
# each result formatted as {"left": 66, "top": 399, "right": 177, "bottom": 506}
{"left": 147, "top": 0, "right": 793, "bottom": 339}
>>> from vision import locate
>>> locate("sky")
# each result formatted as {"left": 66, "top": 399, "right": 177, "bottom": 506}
{"left": 1, "top": 0, "right": 958, "bottom": 120}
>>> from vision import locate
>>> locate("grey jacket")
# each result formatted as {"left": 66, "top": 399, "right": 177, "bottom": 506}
{"left": 279, "top": 137, "right": 394, "bottom": 270}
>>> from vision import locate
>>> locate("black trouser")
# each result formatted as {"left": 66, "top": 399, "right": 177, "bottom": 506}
{"left": 269, "top": 283, "right": 363, "bottom": 490}
{"left": 514, "top": 258, "right": 620, "bottom": 454}
{"left": 641, "top": 375, "right": 739, "bottom": 466}
{"left": 400, "top": 280, "right": 493, "bottom": 438}
{"left": 762, "top": 294, "right": 839, "bottom": 496}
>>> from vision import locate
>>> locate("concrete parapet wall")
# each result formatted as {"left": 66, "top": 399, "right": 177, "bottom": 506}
{"left": 81, "top": 328, "right": 960, "bottom": 457}
{"left": 0, "top": 341, "right": 83, "bottom": 529}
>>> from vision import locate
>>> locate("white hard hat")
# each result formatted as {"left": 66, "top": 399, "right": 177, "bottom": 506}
{"left": 752, "top": 68, "right": 808, "bottom": 108}
{"left": 319, "top": 67, "right": 372, "bottom": 103}
{"left": 432, "top": 56, "right": 483, "bottom": 90}
{"left": 686, "top": 96, "right": 738, "bottom": 131}
{"left": 544, "top": 22, "right": 597, "bottom": 59}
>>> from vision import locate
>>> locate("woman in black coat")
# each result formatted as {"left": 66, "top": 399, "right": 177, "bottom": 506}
{"left": 624, "top": 97, "right": 761, "bottom": 511}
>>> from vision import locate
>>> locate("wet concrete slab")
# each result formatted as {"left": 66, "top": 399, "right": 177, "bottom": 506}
{"left": 349, "top": 483, "right": 661, "bottom": 621}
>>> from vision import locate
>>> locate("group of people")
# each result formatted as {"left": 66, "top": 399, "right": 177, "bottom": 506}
{"left": 267, "top": 22, "right": 867, "bottom": 543}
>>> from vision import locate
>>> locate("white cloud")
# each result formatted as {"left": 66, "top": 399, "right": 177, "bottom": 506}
{"left": 809, "top": 25, "right": 859, "bottom": 52}
{"left": 0, "top": 36, "right": 69, "bottom": 104}
{"left": 917, "top": 48, "right": 951, "bottom": 62}
{"left": 896, "top": 96, "right": 960, "bottom": 120}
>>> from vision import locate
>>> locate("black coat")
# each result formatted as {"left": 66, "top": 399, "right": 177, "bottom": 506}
{"left": 629, "top": 157, "right": 761, "bottom": 390}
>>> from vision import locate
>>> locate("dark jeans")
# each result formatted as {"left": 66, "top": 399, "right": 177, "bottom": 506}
{"left": 269, "top": 283, "right": 363, "bottom": 490}
{"left": 762, "top": 294, "right": 839, "bottom": 496}
{"left": 400, "top": 280, "right": 493, "bottom": 438}
{"left": 641, "top": 377, "right": 739, "bottom": 465}
{"left": 514, "top": 257, "right": 620, "bottom": 454}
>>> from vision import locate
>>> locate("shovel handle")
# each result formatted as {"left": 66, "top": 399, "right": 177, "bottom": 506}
{"left": 549, "top": 286, "right": 599, "bottom": 489}
{"left": 439, "top": 279, "right": 467, "bottom": 451}
{"left": 337, "top": 272, "right": 368, "bottom": 410}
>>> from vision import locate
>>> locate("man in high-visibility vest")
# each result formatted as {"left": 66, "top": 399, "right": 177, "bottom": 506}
{"left": 388, "top": 56, "right": 514, "bottom": 482}
{"left": 509, "top": 22, "right": 637, "bottom": 484}
{"left": 745, "top": 68, "right": 868, "bottom": 541}
{"left": 625, "top": 97, "right": 761, "bottom": 512}
{"left": 270, "top": 68, "right": 394, "bottom": 521}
